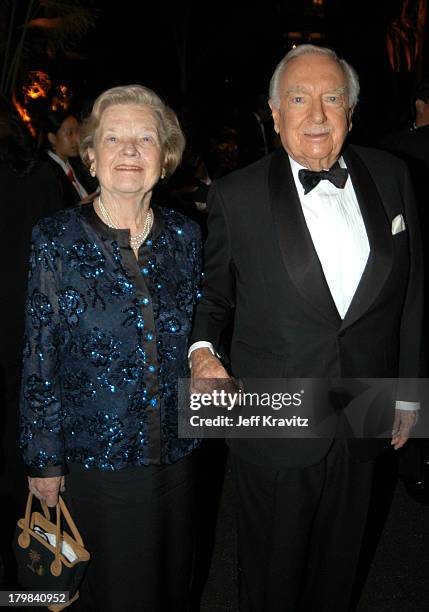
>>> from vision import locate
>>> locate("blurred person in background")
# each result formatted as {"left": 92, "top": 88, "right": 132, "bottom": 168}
{"left": 40, "top": 108, "right": 98, "bottom": 207}
{"left": 236, "top": 92, "right": 278, "bottom": 168}
{"left": 0, "top": 94, "right": 63, "bottom": 588}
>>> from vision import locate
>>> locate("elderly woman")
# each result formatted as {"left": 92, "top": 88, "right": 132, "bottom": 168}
{"left": 20, "top": 85, "right": 202, "bottom": 611}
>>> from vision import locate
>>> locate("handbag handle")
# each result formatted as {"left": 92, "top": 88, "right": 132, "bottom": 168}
{"left": 55, "top": 495, "right": 85, "bottom": 548}
{"left": 18, "top": 492, "right": 50, "bottom": 548}
{"left": 18, "top": 492, "right": 85, "bottom": 576}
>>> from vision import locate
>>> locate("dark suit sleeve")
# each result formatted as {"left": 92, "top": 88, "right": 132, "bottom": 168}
{"left": 399, "top": 163, "right": 424, "bottom": 375}
{"left": 42, "top": 163, "right": 68, "bottom": 215}
{"left": 397, "top": 163, "right": 424, "bottom": 401}
{"left": 190, "top": 181, "right": 236, "bottom": 349}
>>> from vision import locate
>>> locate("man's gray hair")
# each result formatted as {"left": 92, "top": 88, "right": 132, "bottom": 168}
{"left": 269, "top": 44, "right": 360, "bottom": 110}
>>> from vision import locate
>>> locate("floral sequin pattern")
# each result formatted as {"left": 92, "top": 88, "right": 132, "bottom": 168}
{"left": 27, "top": 450, "right": 62, "bottom": 469}
{"left": 88, "top": 411, "right": 124, "bottom": 444}
{"left": 38, "top": 211, "right": 69, "bottom": 239}
{"left": 28, "top": 289, "right": 54, "bottom": 329}
{"left": 24, "top": 376, "right": 65, "bottom": 431}
{"left": 51, "top": 323, "right": 72, "bottom": 353}
{"left": 160, "top": 316, "right": 182, "bottom": 334}
{"left": 58, "top": 287, "right": 87, "bottom": 326}
{"left": 121, "top": 305, "right": 146, "bottom": 332}
{"left": 107, "top": 348, "right": 146, "bottom": 390}
{"left": 63, "top": 370, "right": 96, "bottom": 405}
{"left": 23, "top": 375, "right": 57, "bottom": 412}
{"left": 81, "top": 328, "right": 121, "bottom": 367}
{"left": 108, "top": 274, "right": 135, "bottom": 298}
{"left": 29, "top": 212, "right": 70, "bottom": 274}
{"left": 175, "top": 278, "right": 194, "bottom": 314}
{"left": 68, "top": 240, "right": 105, "bottom": 279}
{"left": 29, "top": 239, "right": 63, "bottom": 274}
{"left": 128, "top": 387, "right": 151, "bottom": 418}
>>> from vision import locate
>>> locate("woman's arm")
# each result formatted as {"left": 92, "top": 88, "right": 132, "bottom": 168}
{"left": 20, "top": 222, "right": 67, "bottom": 479}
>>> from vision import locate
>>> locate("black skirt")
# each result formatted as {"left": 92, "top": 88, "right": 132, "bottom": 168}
{"left": 64, "top": 452, "right": 198, "bottom": 612}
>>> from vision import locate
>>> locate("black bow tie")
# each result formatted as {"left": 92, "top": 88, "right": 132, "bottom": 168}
{"left": 298, "top": 163, "right": 349, "bottom": 195}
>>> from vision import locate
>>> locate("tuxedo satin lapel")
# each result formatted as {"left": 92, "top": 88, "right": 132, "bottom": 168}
{"left": 341, "top": 147, "right": 393, "bottom": 330}
{"left": 268, "top": 149, "right": 341, "bottom": 327}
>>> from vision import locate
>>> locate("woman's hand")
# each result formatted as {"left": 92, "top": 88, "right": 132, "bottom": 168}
{"left": 28, "top": 475, "right": 65, "bottom": 507}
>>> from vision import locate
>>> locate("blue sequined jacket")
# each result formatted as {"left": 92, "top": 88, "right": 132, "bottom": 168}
{"left": 20, "top": 204, "right": 202, "bottom": 476}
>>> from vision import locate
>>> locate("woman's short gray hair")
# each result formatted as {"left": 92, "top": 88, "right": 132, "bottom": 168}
{"left": 79, "top": 84, "right": 185, "bottom": 177}
{"left": 269, "top": 44, "right": 359, "bottom": 110}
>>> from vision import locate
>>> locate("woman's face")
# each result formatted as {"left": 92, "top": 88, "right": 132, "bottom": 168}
{"left": 90, "top": 104, "right": 164, "bottom": 202}
{"left": 48, "top": 115, "right": 80, "bottom": 161}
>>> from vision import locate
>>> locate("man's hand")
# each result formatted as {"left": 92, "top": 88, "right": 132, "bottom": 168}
{"left": 28, "top": 475, "right": 65, "bottom": 507}
{"left": 391, "top": 409, "right": 418, "bottom": 450}
{"left": 190, "top": 347, "right": 230, "bottom": 395}
{"left": 190, "top": 348, "right": 229, "bottom": 380}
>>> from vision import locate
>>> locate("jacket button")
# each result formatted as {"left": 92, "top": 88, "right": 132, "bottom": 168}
{"left": 338, "top": 330, "right": 345, "bottom": 337}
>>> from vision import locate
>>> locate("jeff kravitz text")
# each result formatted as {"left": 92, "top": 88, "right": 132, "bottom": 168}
{"left": 188, "top": 414, "right": 309, "bottom": 428}
{"left": 187, "top": 388, "right": 309, "bottom": 431}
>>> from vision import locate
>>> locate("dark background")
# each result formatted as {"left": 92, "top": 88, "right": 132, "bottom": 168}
{"left": 56, "top": 0, "right": 429, "bottom": 147}
{"left": 3, "top": 0, "right": 428, "bottom": 151}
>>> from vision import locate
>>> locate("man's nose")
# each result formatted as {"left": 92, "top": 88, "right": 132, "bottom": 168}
{"left": 309, "top": 98, "right": 327, "bottom": 123}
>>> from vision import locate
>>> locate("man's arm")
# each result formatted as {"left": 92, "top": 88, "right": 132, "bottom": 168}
{"left": 398, "top": 163, "right": 424, "bottom": 379}
{"left": 190, "top": 181, "right": 236, "bottom": 380}
{"left": 391, "top": 162, "right": 425, "bottom": 449}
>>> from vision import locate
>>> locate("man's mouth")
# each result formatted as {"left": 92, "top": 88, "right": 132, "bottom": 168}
{"left": 303, "top": 128, "right": 331, "bottom": 136}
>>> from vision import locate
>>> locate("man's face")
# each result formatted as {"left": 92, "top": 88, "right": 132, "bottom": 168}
{"left": 269, "top": 53, "right": 353, "bottom": 171}
{"left": 415, "top": 98, "right": 429, "bottom": 127}
{"left": 49, "top": 115, "right": 80, "bottom": 161}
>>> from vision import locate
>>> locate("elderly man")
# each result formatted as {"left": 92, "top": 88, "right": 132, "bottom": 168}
{"left": 190, "top": 45, "right": 423, "bottom": 612}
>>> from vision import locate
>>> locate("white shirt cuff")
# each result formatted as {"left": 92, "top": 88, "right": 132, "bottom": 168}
{"left": 188, "top": 341, "right": 221, "bottom": 368}
{"left": 395, "top": 401, "right": 420, "bottom": 411}
{"left": 188, "top": 341, "right": 216, "bottom": 358}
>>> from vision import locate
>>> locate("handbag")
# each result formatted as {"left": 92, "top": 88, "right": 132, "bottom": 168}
{"left": 13, "top": 493, "right": 90, "bottom": 611}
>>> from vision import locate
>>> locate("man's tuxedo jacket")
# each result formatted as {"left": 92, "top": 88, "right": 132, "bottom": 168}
{"left": 190, "top": 145, "right": 424, "bottom": 468}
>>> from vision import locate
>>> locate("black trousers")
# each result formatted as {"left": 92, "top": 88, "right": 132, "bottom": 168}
{"left": 65, "top": 452, "right": 198, "bottom": 612}
{"left": 232, "top": 440, "right": 374, "bottom": 612}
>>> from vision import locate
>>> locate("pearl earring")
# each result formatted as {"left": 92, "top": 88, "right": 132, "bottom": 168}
{"left": 90, "top": 163, "right": 96, "bottom": 177}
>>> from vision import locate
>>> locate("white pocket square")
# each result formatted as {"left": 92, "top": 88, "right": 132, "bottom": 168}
{"left": 391, "top": 214, "right": 406, "bottom": 235}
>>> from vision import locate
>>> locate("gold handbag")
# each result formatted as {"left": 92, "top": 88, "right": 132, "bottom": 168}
{"left": 14, "top": 493, "right": 90, "bottom": 611}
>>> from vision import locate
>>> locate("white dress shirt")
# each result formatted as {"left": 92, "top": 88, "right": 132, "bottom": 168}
{"left": 290, "top": 155, "right": 369, "bottom": 319}
{"left": 47, "top": 150, "right": 88, "bottom": 200}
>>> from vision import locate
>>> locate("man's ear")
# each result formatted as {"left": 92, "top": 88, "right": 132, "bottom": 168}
{"left": 47, "top": 132, "right": 57, "bottom": 149}
{"left": 415, "top": 99, "right": 424, "bottom": 115}
{"left": 415, "top": 99, "right": 428, "bottom": 124}
{"left": 268, "top": 99, "right": 280, "bottom": 134}
{"left": 347, "top": 107, "right": 354, "bottom": 132}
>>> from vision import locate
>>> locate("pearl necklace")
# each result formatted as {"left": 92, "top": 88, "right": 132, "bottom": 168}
{"left": 98, "top": 197, "right": 154, "bottom": 252}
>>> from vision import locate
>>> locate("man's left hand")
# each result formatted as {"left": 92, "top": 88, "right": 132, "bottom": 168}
{"left": 391, "top": 409, "right": 418, "bottom": 450}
